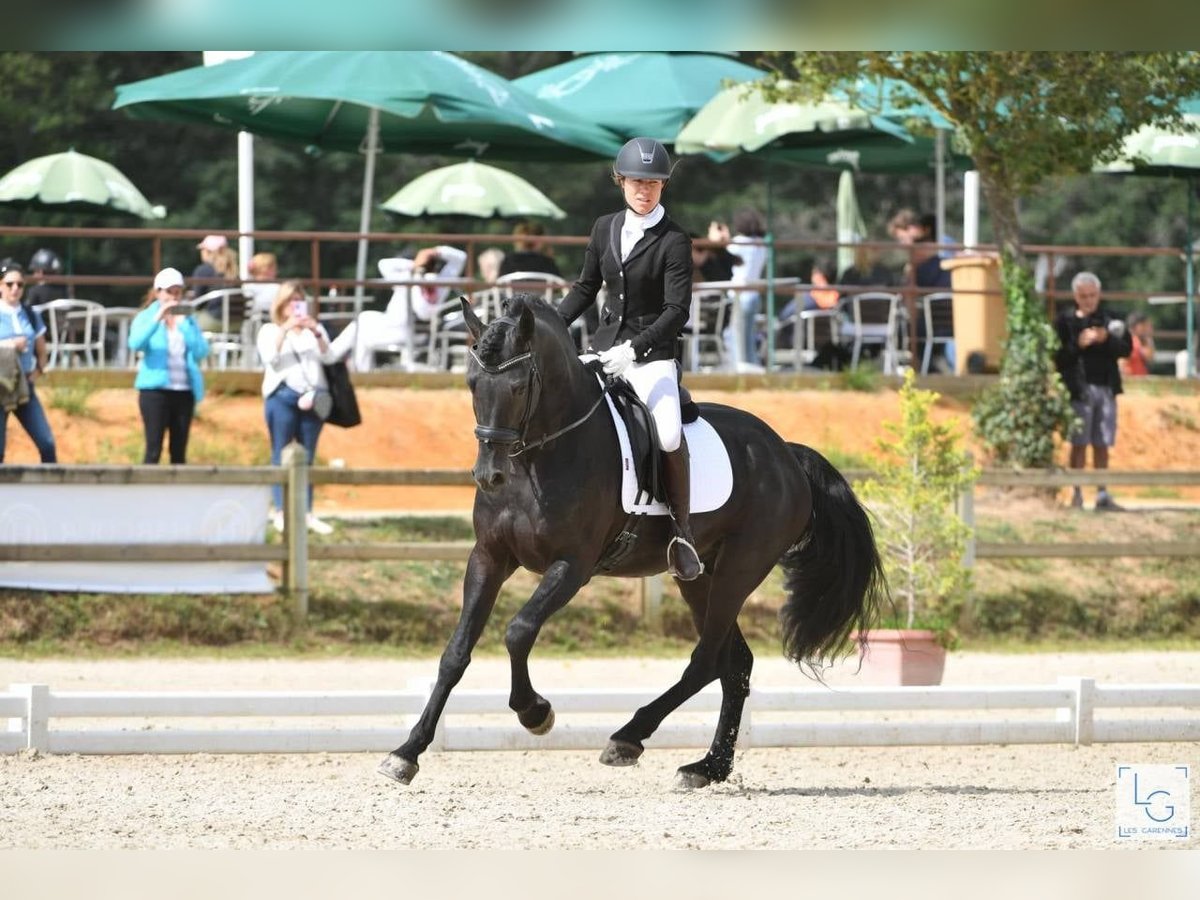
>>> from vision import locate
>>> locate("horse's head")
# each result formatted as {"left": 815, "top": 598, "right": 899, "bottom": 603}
{"left": 463, "top": 293, "right": 576, "bottom": 492}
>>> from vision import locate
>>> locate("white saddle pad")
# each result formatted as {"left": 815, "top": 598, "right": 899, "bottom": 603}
{"left": 603, "top": 394, "right": 733, "bottom": 516}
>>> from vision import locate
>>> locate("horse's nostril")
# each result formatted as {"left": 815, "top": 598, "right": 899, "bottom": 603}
{"left": 489, "top": 471, "right": 506, "bottom": 487}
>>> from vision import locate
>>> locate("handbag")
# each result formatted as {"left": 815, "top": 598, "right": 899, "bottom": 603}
{"left": 322, "top": 359, "right": 362, "bottom": 428}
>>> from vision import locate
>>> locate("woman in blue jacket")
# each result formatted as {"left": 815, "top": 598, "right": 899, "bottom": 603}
{"left": 127, "top": 267, "right": 209, "bottom": 464}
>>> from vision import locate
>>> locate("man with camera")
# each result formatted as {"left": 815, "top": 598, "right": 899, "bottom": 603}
{"left": 1054, "top": 271, "right": 1134, "bottom": 511}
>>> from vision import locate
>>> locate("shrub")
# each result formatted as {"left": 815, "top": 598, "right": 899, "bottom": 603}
{"left": 855, "top": 370, "right": 977, "bottom": 645}
{"left": 972, "top": 256, "right": 1077, "bottom": 467}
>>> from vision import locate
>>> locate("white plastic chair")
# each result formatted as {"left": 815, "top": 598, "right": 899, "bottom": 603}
{"left": 842, "top": 291, "right": 904, "bottom": 372}
{"left": 919, "top": 291, "right": 956, "bottom": 374}
{"left": 39, "top": 299, "right": 107, "bottom": 369}
{"left": 684, "top": 288, "right": 731, "bottom": 372}
{"left": 495, "top": 271, "right": 578, "bottom": 348}
{"left": 191, "top": 288, "right": 250, "bottom": 369}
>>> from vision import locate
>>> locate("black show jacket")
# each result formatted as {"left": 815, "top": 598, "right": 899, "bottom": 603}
{"left": 558, "top": 209, "right": 693, "bottom": 362}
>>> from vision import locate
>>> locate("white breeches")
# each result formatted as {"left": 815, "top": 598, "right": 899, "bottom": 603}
{"left": 620, "top": 358, "right": 682, "bottom": 452}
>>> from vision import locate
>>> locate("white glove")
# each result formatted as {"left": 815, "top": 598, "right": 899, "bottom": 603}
{"left": 598, "top": 340, "right": 636, "bottom": 377}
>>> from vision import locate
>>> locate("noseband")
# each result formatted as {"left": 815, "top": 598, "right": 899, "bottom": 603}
{"left": 468, "top": 318, "right": 612, "bottom": 458}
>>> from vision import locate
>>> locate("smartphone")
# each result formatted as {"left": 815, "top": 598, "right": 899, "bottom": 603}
{"left": 290, "top": 299, "right": 309, "bottom": 317}
{"left": 166, "top": 305, "right": 194, "bottom": 316}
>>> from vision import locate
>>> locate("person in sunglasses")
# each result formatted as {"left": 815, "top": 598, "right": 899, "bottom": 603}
{"left": 0, "top": 262, "right": 57, "bottom": 463}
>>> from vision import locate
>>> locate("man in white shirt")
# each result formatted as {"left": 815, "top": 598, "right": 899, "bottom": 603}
{"left": 330, "top": 245, "right": 467, "bottom": 371}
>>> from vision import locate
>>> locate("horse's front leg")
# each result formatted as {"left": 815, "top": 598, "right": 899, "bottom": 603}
{"left": 505, "top": 558, "right": 588, "bottom": 734}
{"left": 378, "top": 544, "right": 515, "bottom": 785}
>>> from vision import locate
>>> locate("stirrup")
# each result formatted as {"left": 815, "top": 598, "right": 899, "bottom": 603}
{"left": 667, "top": 535, "right": 704, "bottom": 581}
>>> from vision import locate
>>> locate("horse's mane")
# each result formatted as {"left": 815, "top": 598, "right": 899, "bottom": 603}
{"left": 476, "top": 293, "right": 574, "bottom": 367}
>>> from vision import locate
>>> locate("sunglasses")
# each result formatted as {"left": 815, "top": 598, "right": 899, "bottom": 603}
{"left": 2, "top": 280, "right": 24, "bottom": 288}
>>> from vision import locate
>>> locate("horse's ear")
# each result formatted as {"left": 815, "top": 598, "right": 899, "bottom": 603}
{"left": 461, "top": 296, "right": 484, "bottom": 344}
{"left": 516, "top": 301, "right": 535, "bottom": 347}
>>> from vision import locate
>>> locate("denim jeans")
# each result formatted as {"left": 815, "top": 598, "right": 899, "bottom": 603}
{"left": 265, "top": 384, "right": 324, "bottom": 510}
{"left": 722, "top": 290, "right": 761, "bottom": 366}
{"left": 0, "top": 379, "right": 57, "bottom": 462}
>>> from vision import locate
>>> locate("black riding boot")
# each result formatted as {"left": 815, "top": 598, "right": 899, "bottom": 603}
{"left": 662, "top": 434, "right": 704, "bottom": 581}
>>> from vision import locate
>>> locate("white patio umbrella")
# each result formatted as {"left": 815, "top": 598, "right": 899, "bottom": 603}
{"left": 380, "top": 160, "right": 565, "bottom": 220}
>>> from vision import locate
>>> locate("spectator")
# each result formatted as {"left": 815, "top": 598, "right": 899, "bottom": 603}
{"left": 128, "top": 267, "right": 209, "bottom": 465}
{"left": 329, "top": 244, "right": 467, "bottom": 372}
{"left": 25, "top": 248, "right": 64, "bottom": 307}
{"left": 191, "top": 234, "right": 239, "bottom": 331}
{"left": 1054, "top": 272, "right": 1133, "bottom": 511}
{"left": 725, "top": 207, "right": 768, "bottom": 368}
{"left": 698, "top": 220, "right": 741, "bottom": 282}
{"left": 256, "top": 281, "right": 338, "bottom": 535}
{"left": 889, "top": 209, "right": 951, "bottom": 289}
{"left": 243, "top": 251, "right": 280, "bottom": 317}
{"left": 499, "top": 221, "right": 560, "bottom": 277}
{"left": 477, "top": 247, "right": 505, "bottom": 284}
{"left": 838, "top": 244, "right": 894, "bottom": 287}
{"left": 1121, "top": 310, "right": 1155, "bottom": 377}
{"left": 0, "top": 262, "right": 56, "bottom": 463}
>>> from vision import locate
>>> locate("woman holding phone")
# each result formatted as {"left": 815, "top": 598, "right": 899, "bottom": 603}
{"left": 128, "top": 267, "right": 210, "bottom": 464}
{"left": 256, "top": 281, "right": 338, "bottom": 534}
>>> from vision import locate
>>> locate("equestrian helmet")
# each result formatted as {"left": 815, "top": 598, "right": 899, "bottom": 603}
{"left": 613, "top": 138, "right": 673, "bottom": 181}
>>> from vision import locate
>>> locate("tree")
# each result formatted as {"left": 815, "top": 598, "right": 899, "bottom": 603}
{"left": 763, "top": 51, "right": 1200, "bottom": 258}
{"left": 854, "top": 370, "right": 976, "bottom": 643}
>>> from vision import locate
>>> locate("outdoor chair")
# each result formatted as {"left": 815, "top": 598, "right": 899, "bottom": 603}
{"left": 38, "top": 299, "right": 107, "bottom": 369}
{"left": 682, "top": 288, "right": 730, "bottom": 372}
{"left": 919, "top": 291, "right": 956, "bottom": 374}
{"left": 842, "top": 291, "right": 905, "bottom": 372}
{"left": 191, "top": 288, "right": 251, "bottom": 369}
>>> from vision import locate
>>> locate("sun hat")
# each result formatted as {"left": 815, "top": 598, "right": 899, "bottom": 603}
{"left": 153, "top": 267, "right": 185, "bottom": 290}
{"left": 196, "top": 234, "right": 228, "bottom": 251}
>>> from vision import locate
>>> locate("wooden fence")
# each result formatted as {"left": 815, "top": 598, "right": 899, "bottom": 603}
{"left": 3, "top": 677, "right": 1197, "bottom": 755}
{"left": 1, "top": 452, "right": 1198, "bottom": 619}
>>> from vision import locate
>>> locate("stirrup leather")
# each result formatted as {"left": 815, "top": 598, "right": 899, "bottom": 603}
{"left": 667, "top": 534, "right": 704, "bottom": 581}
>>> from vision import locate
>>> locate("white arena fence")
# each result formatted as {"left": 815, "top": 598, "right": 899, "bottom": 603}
{"left": 3, "top": 678, "right": 1197, "bottom": 755}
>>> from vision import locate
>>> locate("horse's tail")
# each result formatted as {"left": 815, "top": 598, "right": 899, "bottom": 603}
{"left": 779, "top": 443, "right": 886, "bottom": 672}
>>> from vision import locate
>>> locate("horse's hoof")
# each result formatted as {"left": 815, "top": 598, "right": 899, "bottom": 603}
{"left": 598, "top": 738, "right": 644, "bottom": 767}
{"left": 526, "top": 707, "right": 555, "bottom": 736}
{"left": 377, "top": 753, "right": 419, "bottom": 785}
{"left": 675, "top": 768, "right": 713, "bottom": 790}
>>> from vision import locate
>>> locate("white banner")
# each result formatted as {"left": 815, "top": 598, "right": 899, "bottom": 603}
{"left": 0, "top": 485, "right": 273, "bottom": 594}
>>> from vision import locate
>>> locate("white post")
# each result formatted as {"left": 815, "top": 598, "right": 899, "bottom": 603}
{"left": 237, "top": 131, "right": 255, "bottom": 279}
{"left": 963, "top": 170, "right": 980, "bottom": 249}
{"left": 935, "top": 130, "right": 947, "bottom": 246}
{"left": 203, "top": 52, "right": 256, "bottom": 278}
{"left": 13, "top": 684, "right": 49, "bottom": 753}
{"left": 355, "top": 107, "right": 381, "bottom": 313}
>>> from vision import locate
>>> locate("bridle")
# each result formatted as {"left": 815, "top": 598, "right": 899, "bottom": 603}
{"left": 468, "top": 319, "right": 612, "bottom": 459}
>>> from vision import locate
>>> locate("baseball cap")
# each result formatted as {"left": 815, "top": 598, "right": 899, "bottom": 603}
{"left": 153, "top": 267, "right": 185, "bottom": 290}
{"left": 196, "top": 234, "right": 228, "bottom": 251}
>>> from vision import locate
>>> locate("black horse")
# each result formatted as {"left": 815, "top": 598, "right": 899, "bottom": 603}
{"left": 379, "top": 294, "right": 886, "bottom": 789}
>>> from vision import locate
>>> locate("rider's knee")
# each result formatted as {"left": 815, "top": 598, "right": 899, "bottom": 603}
{"left": 657, "top": 417, "right": 682, "bottom": 452}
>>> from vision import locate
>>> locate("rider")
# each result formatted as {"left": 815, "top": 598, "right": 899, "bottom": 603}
{"left": 558, "top": 137, "right": 702, "bottom": 581}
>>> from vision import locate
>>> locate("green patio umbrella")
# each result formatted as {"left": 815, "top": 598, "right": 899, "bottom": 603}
{"left": 114, "top": 51, "right": 622, "bottom": 302}
{"left": 1095, "top": 112, "right": 1200, "bottom": 377}
{"left": 0, "top": 149, "right": 166, "bottom": 220}
{"left": 381, "top": 160, "right": 565, "bottom": 219}
{"left": 515, "top": 51, "right": 764, "bottom": 143}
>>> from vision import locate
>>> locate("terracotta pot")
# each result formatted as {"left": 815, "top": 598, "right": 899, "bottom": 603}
{"left": 853, "top": 629, "right": 947, "bottom": 686}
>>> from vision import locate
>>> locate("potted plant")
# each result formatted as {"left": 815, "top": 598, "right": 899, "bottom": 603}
{"left": 854, "top": 370, "right": 978, "bottom": 684}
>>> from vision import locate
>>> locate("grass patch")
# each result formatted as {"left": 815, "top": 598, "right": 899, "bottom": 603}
{"left": 839, "top": 366, "right": 882, "bottom": 393}
{"left": 45, "top": 383, "right": 97, "bottom": 418}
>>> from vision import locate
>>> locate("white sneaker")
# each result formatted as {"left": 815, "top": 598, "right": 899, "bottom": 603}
{"left": 269, "top": 510, "right": 284, "bottom": 532}
{"left": 306, "top": 513, "right": 333, "bottom": 535}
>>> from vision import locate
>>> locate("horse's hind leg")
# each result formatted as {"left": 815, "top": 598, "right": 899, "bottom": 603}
{"left": 676, "top": 625, "right": 753, "bottom": 789}
{"left": 505, "top": 559, "right": 588, "bottom": 733}
{"left": 378, "top": 545, "right": 514, "bottom": 785}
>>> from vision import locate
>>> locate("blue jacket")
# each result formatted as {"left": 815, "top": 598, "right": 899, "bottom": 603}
{"left": 128, "top": 302, "right": 210, "bottom": 401}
